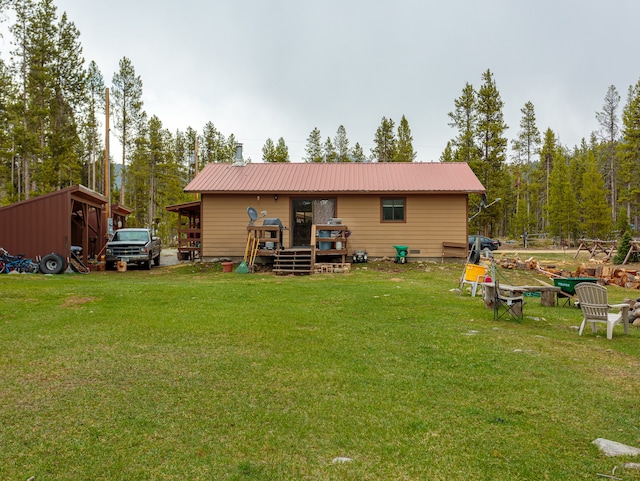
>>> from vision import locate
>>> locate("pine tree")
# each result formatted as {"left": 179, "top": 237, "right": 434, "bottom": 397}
{"left": 536, "top": 128, "right": 558, "bottom": 231}
{"left": 156, "top": 132, "right": 189, "bottom": 238}
{"left": 0, "top": 63, "right": 12, "bottom": 200}
{"left": 476, "top": 69, "right": 508, "bottom": 171}
{"left": 201, "top": 121, "right": 226, "bottom": 164}
{"left": 371, "top": 116, "right": 395, "bottom": 162}
{"left": 304, "top": 127, "right": 323, "bottom": 163}
{"left": 49, "top": 10, "right": 86, "bottom": 190}
{"left": 112, "top": 56, "right": 144, "bottom": 205}
{"left": 548, "top": 151, "right": 578, "bottom": 241}
{"left": 126, "top": 115, "right": 149, "bottom": 226}
{"left": 146, "top": 115, "right": 163, "bottom": 227}
{"left": 172, "top": 129, "right": 189, "bottom": 178}
{"left": 274, "top": 137, "right": 290, "bottom": 163}
{"left": 183, "top": 126, "right": 198, "bottom": 176}
{"left": 224, "top": 133, "right": 238, "bottom": 162}
{"left": 596, "top": 85, "right": 621, "bottom": 221}
{"left": 395, "top": 115, "right": 415, "bottom": 162}
{"left": 614, "top": 230, "right": 638, "bottom": 264}
{"left": 512, "top": 101, "right": 540, "bottom": 164}
{"left": 82, "top": 60, "right": 105, "bottom": 192}
{"left": 511, "top": 101, "right": 540, "bottom": 236}
{"left": 618, "top": 80, "right": 640, "bottom": 228}
{"left": 351, "top": 142, "right": 366, "bottom": 162}
{"left": 323, "top": 137, "right": 337, "bottom": 163}
{"left": 126, "top": 115, "right": 186, "bottom": 231}
{"left": 53, "top": 12, "right": 85, "bottom": 113}
{"left": 475, "top": 69, "right": 509, "bottom": 235}
{"left": 9, "top": 0, "right": 52, "bottom": 199}
{"left": 580, "top": 150, "right": 611, "bottom": 238}
{"left": 334, "top": 125, "right": 349, "bottom": 162}
{"left": 439, "top": 141, "right": 454, "bottom": 162}
{"left": 262, "top": 138, "right": 276, "bottom": 162}
{"left": 447, "top": 82, "right": 479, "bottom": 164}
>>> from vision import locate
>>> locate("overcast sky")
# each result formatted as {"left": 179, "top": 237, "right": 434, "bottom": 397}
{"left": 18, "top": 1, "right": 640, "bottom": 163}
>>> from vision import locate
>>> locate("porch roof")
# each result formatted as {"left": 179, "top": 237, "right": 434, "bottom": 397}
{"left": 184, "top": 162, "right": 484, "bottom": 194}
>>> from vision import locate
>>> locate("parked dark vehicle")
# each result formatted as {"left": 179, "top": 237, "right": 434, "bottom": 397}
{"left": 468, "top": 235, "right": 501, "bottom": 252}
{"left": 105, "top": 228, "right": 161, "bottom": 270}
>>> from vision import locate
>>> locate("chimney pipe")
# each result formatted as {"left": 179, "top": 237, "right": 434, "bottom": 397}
{"left": 232, "top": 142, "right": 245, "bottom": 166}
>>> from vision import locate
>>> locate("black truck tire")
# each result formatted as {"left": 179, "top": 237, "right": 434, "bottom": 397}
{"left": 40, "top": 253, "right": 66, "bottom": 274}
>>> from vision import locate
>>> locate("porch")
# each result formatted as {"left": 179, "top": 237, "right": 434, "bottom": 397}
{"left": 246, "top": 223, "right": 350, "bottom": 274}
{"left": 166, "top": 201, "right": 202, "bottom": 261}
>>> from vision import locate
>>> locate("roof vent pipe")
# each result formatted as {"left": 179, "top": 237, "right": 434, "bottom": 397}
{"left": 233, "top": 143, "right": 245, "bottom": 166}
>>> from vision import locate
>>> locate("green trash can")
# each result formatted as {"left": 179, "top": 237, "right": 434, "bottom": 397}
{"left": 393, "top": 245, "right": 408, "bottom": 264}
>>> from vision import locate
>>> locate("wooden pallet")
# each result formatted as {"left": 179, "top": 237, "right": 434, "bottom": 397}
{"left": 313, "top": 263, "right": 351, "bottom": 274}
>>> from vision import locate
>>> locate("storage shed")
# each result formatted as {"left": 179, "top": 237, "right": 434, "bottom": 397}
{"left": 0, "top": 184, "right": 118, "bottom": 265}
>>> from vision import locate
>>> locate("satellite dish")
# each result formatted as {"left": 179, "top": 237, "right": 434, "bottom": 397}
{"left": 247, "top": 207, "right": 258, "bottom": 225}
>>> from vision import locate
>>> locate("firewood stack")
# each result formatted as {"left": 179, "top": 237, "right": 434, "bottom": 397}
{"left": 493, "top": 254, "right": 640, "bottom": 326}
{"left": 625, "top": 298, "right": 640, "bottom": 326}
{"left": 497, "top": 256, "right": 640, "bottom": 290}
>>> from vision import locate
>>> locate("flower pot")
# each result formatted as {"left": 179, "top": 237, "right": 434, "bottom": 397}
{"left": 222, "top": 261, "right": 233, "bottom": 273}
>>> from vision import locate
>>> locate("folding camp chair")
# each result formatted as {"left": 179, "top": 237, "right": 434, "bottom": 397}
{"left": 494, "top": 280, "right": 524, "bottom": 323}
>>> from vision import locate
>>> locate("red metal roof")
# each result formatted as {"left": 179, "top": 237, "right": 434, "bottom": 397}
{"left": 184, "top": 162, "right": 485, "bottom": 194}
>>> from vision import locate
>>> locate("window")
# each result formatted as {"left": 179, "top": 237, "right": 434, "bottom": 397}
{"left": 381, "top": 198, "right": 405, "bottom": 222}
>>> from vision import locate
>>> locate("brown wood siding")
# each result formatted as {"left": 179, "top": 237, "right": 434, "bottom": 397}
{"left": 201, "top": 193, "right": 468, "bottom": 260}
{"left": 201, "top": 194, "right": 291, "bottom": 257}
{"left": 336, "top": 194, "right": 468, "bottom": 258}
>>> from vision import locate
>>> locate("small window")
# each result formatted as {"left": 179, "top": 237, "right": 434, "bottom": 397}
{"left": 381, "top": 198, "right": 405, "bottom": 222}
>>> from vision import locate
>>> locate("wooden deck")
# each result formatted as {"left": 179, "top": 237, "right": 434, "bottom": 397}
{"left": 247, "top": 223, "right": 350, "bottom": 274}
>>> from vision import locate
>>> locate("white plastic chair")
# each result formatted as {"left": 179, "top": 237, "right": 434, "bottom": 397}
{"left": 574, "top": 282, "right": 629, "bottom": 340}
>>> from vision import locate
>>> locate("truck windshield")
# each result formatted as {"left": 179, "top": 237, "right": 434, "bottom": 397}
{"left": 113, "top": 231, "right": 148, "bottom": 242}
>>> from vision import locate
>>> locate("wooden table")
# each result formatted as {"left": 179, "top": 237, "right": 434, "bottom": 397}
{"left": 483, "top": 283, "right": 561, "bottom": 308}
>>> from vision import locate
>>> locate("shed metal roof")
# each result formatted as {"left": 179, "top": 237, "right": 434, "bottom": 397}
{"left": 0, "top": 184, "right": 107, "bottom": 212}
{"left": 184, "top": 162, "right": 485, "bottom": 194}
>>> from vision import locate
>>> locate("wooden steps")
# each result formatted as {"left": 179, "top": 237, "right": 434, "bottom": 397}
{"left": 273, "top": 248, "right": 313, "bottom": 275}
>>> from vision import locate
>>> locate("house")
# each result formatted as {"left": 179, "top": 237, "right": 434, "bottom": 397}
{"left": 181, "top": 162, "right": 484, "bottom": 265}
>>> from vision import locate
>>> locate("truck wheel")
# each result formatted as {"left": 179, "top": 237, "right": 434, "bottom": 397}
{"left": 40, "top": 253, "right": 65, "bottom": 274}
{"left": 143, "top": 259, "right": 151, "bottom": 270}
{"left": 105, "top": 261, "right": 116, "bottom": 271}
{"left": 153, "top": 254, "right": 160, "bottom": 266}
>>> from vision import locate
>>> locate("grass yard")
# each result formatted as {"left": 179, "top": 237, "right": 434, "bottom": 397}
{"left": 1, "top": 259, "right": 640, "bottom": 480}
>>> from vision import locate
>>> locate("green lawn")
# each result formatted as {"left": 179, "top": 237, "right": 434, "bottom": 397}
{"left": 1, "top": 262, "right": 640, "bottom": 480}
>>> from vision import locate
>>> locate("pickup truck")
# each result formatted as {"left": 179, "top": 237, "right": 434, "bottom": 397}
{"left": 105, "top": 228, "right": 162, "bottom": 270}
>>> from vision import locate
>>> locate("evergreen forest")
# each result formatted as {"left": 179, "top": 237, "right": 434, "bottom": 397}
{"left": 0, "top": 0, "right": 639, "bottom": 244}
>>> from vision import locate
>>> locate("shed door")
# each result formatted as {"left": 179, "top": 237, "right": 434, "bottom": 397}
{"left": 291, "top": 198, "right": 335, "bottom": 247}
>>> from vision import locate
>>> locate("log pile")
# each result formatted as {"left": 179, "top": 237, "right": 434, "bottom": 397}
{"left": 496, "top": 256, "right": 640, "bottom": 290}
{"left": 493, "top": 254, "right": 640, "bottom": 325}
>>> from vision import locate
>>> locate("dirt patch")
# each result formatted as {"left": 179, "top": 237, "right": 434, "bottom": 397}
{"left": 63, "top": 296, "right": 96, "bottom": 308}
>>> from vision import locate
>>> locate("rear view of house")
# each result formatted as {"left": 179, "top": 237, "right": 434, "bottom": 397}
{"left": 180, "top": 162, "right": 484, "bottom": 266}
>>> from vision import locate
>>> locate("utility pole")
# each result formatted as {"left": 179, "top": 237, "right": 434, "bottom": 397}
{"left": 104, "top": 87, "right": 111, "bottom": 235}
{"left": 194, "top": 135, "right": 199, "bottom": 200}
